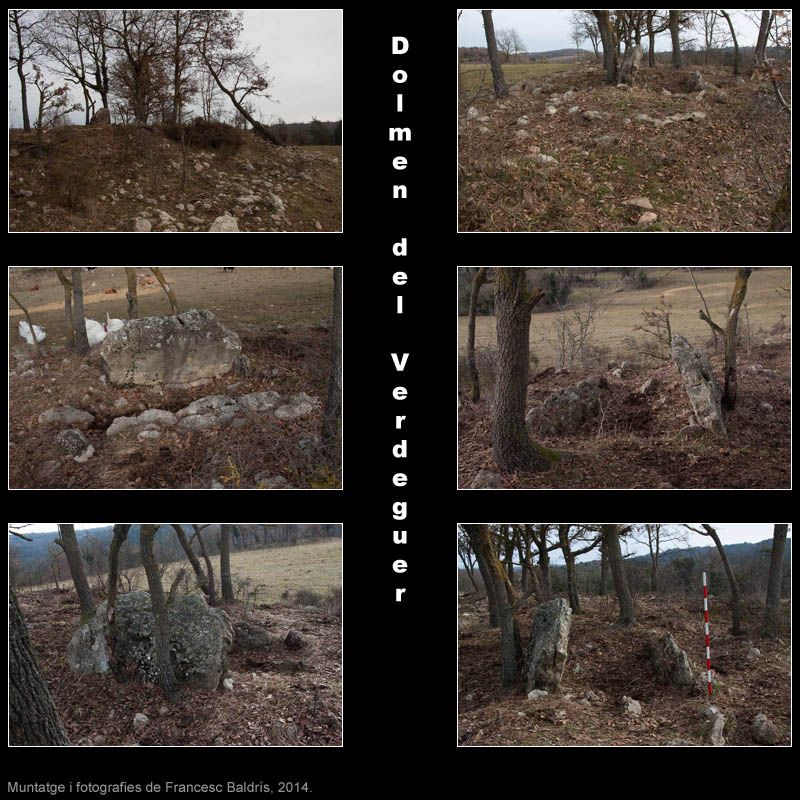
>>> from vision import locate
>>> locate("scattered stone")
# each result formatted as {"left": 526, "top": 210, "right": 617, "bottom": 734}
{"left": 55, "top": 428, "right": 90, "bottom": 457}
{"left": 208, "top": 214, "right": 239, "bottom": 232}
{"left": 527, "top": 689, "right": 549, "bottom": 701}
{"left": 514, "top": 129, "right": 530, "bottom": 141}
{"left": 638, "top": 211, "right": 658, "bottom": 226}
{"left": 703, "top": 705, "right": 727, "bottom": 745}
{"left": 68, "top": 592, "right": 233, "bottom": 690}
{"left": 114, "top": 397, "right": 129, "bottom": 409}
{"left": 584, "top": 690, "right": 601, "bottom": 703}
{"left": 133, "top": 713, "right": 149, "bottom": 732}
{"left": 38, "top": 405, "right": 94, "bottom": 428}
{"left": 285, "top": 630, "right": 306, "bottom": 650}
{"left": 131, "top": 218, "right": 151, "bottom": 233}
{"left": 526, "top": 380, "right": 603, "bottom": 436}
{"left": 466, "top": 106, "right": 480, "bottom": 120}
{"left": 106, "top": 409, "right": 176, "bottom": 437}
{"left": 714, "top": 90, "right": 729, "bottom": 104}
{"left": 650, "top": 632, "right": 695, "bottom": 686}
{"left": 222, "top": 678, "right": 234, "bottom": 691}
{"left": 532, "top": 153, "right": 558, "bottom": 165}
{"left": 237, "top": 390, "right": 281, "bottom": 412}
{"left": 621, "top": 696, "right": 642, "bottom": 717}
{"left": 516, "top": 116, "right": 529, "bottom": 126}
{"left": 671, "top": 335, "right": 727, "bottom": 438}
{"left": 470, "top": 469, "right": 503, "bottom": 489}
{"left": 233, "top": 621, "right": 274, "bottom": 650}
{"left": 751, "top": 713, "right": 779, "bottom": 745}
{"left": 622, "top": 196, "right": 654, "bottom": 211}
{"left": 567, "top": 106, "right": 581, "bottom": 114}
{"left": 583, "top": 110, "right": 603, "bottom": 121}
{"left": 255, "top": 474, "right": 289, "bottom": 489}
{"left": 526, "top": 598, "right": 572, "bottom": 693}
{"left": 678, "top": 424, "right": 706, "bottom": 440}
{"left": 640, "top": 377, "right": 659, "bottom": 396}
{"left": 101, "top": 309, "right": 241, "bottom": 388}
{"left": 274, "top": 392, "right": 318, "bottom": 420}
{"left": 544, "top": 105, "right": 557, "bottom": 116}
{"left": 686, "top": 71, "right": 713, "bottom": 92}
{"left": 747, "top": 647, "right": 762, "bottom": 660}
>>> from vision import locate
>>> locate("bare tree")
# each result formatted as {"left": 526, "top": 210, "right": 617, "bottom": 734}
{"left": 481, "top": 10, "right": 508, "bottom": 98}
{"left": 669, "top": 10, "right": 683, "bottom": 68}
{"left": 9, "top": 587, "right": 69, "bottom": 745}
{"left": 71, "top": 268, "right": 90, "bottom": 354}
{"left": 601, "top": 524, "right": 636, "bottom": 627}
{"left": 55, "top": 524, "right": 96, "bottom": 621}
{"left": 633, "top": 523, "right": 685, "bottom": 593}
{"left": 219, "top": 524, "right": 235, "bottom": 603}
{"left": 754, "top": 9, "right": 773, "bottom": 66}
{"left": 9, "top": 9, "right": 42, "bottom": 131}
{"left": 150, "top": 267, "right": 178, "bottom": 313}
{"left": 644, "top": 11, "right": 669, "bottom": 67}
{"left": 165, "top": 10, "right": 199, "bottom": 123}
{"left": 173, "top": 523, "right": 215, "bottom": 604}
{"left": 31, "top": 65, "right": 82, "bottom": 146}
{"left": 718, "top": 10, "right": 741, "bottom": 75}
{"left": 593, "top": 10, "right": 618, "bottom": 83}
{"left": 492, "top": 269, "right": 554, "bottom": 472}
{"left": 763, "top": 523, "right": 789, "bottom": 638}
{"left": 106, "top": 523, "right": 130, "bottom": 622}
{"left": 125, "top": 267, "right": 138, "bottom": 318}
{"left": 557, "top": 525, "right": 602, "bottom": 613}
{"left": 322, "top": 267, "right": 342, "bottom": 454}
{"left": 9, "top": 291, "right": 44, "bottom": 356}
{"left": 465, "top": 267, "right": 489, "bottom": 402}
{"left": 140, "top": 524, "right": 178, "bottom": 699}
{"left": 54, "top": 269, "right": 74, "bottom": 346}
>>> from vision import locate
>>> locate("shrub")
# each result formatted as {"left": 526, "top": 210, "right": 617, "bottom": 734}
{"left": 47, "top": 157, "right": 90, "bottom": 210}
{"left": 293, "top": 587, "right": 322, "bottom": 607}
{"left": 162, "top": 118, "right": 245, "bottom": 154}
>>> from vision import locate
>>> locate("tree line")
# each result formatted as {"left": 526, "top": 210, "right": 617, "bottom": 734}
{"left": 8, "top": 10, "right": 282, "bottom": 142}
{"left": 459, "top": 524, "right": 790, "bottom": 686}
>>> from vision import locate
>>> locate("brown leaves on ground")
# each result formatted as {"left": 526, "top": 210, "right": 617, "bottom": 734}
{"left": 20, "top": 588, "right": 342, "bottom": 746}
{"left": 459, "top": 341, "right": 790, "bottom": 489}
{"left": 459, "top": 66, "right": 789, "bottom": 231}
{"left": 459, "top": 594, "right": 790, "bottom": 746}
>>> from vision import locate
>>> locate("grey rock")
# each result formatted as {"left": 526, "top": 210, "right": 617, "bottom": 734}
{"left": 751, "top": 713, "right": 779, "bottom": 745}
{"left": 285, "top": 630, "right": 306, "bottom": 650}
{"left": 526, "top": 381, "right": 602, "bottom": 436}
{"left": 237, "top": 390, "right": 281, "bottom": 412}
{"left": 274, "top": 392, "right": 318, "bottom": 420}
{"left": 677, "top": 424, "right": 706, "bottom": 440}
{"left": 176, "top": 395, "right": 238, "bottom": 418}
{"left": 617, "top": 44, "right": 642, "bottom": 86}
{"left": 222, "top": 678, "right": 234, "bottom": 691}
{"left": 234, "top": 353, "right": 254, "bottom": 377}
{"left": 254, "top": 474, "right": 289, "bottom": 489}
{"left": 55, "top": 428, "right": 90, "bottom": 457}
{"left": 90, "top": 108, "right": 111, "bottom": 125}
{"left": 233, "top": 621, "right": 274, "bottom": 651}
{"left": 470, "top": 469, "right": 503, "bottom": 489}
{"left": 209, "top": 214, "right": 239, "bottom": 232}
{"left": 621, "top": 696, "right": 642, "bottom": 717}
{"left": 527, "top": 689, "right": 549, "bottom": 700}
{"left": 106, "top": 409, "right": 176, "bottom": 437}
{"left": 583, "top": 110, "right": 603, "bottom": 120}
{"left": 68, "top": 592, "right": 233, "bottom": 690}
{"left": 640, "top": 377, "right": 659, "bottom": 396}
{"left": 100, "top": 309, "right": 241, "bottom": 388}
{"left": 703, "top": 705, "right": 727, "bottom": 745}
{"left": 526, "top": 598, "right": 572, "bottom": 693}
{"left": 38, "top": 405, "right": 94, "bottom": 428}
{"left": 650, "top": 632, "right": 695, "bottom": 686}
{"left": 132, "top": 217, "right": 151, "bottom": 233}
{"left": 686, "top": 71, "right": 713, "bottom": 92}
{"left": 133, "top": 713, "right": 149, "bottom": 731}
{"left": 671, "top": 335, "right": 727, "bottom": 438}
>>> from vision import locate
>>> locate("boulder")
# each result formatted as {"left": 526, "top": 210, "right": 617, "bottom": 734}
{"left": 67, "top": 591, "right": 233, "bottom": 690}
{"left": 640, "top": 377, "right": 659, "bottom": 396}
{"left": 621, "top": 696, "right": 642, "bottom": 716}
{"left": 106, "top": 409, "right": 177, "bottom": 437}
{"left": 526, "top": 598, "right": 572, "bottom": 693}
{"left": 617, "top": 44, "right": 643, "bottom": 86}
{"left": 583, "top": 110, "right": 603, "bottom": 121}
{"left": 650, "top": 632, "right": 695, "bottom": 686}
{"left": 209, "top": 214, "right": 239, "bottom": 232}
{"left": 703, "top": 705, "right": 727, "bottom": 745}
{"left": 622, "top": 196, "right": 654, "bottom": 211}
{"left": 39, "top": 406, "right": 94, "bottom": 428}
{"left": 526, "top": 380, "right": 602, "bottom": 436}
{"left": 751, "top": 713, "right": 779, "bottom": 745}
{"left": 470, "top": 469, "right": 503, "bottom": 489}
{"left": 233, "top": 621, "right": 274, "bottom": 651}
{"left": 55, "top": 428, "right": 90, "bottom": 457}
{"left": 131, "top": 217, "right": 152, "bottom": 233}
{"left": 90, "top": 108, "right": 111, "bottom": 125}
{"left": 686, "top": 71, "right": 712, "bottom": 92}
{"left": 133, "top": 713, "right": 149, "bottom": 731}
{"left": 285, "top": 630, "right": 307, "bottom": 650}
{"left": 671, "top": 335, "right": 727, "bottom": 438}
{"left": 100, "top": 309, "right": 242, "bottom": 388}
{"left": 237, "top": 391, "right": 282, "bottom": 413}
{"left": 527, "top": 689, "right": 549, "bottom": 701}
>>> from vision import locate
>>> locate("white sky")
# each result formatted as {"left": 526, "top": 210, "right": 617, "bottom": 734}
{"left": 458, "top": 523, "right": 789, "bottom": 566}
{"left": 458, "top": 9, "right": 765, "bottom": 53}
{"left": 8, "top": 9, "right": 342, "bottom": 127}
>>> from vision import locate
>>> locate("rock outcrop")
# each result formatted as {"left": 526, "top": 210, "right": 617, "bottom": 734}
{"left": 526, "top": 377, "right": 605, "bottom": 436}
{"left": 650, "top": 632, "right": 695, "bottom": 686}
{"left": 100, "top": 309, "right": 241, "bottom": 388}
{"left": 617, "top": 44, "right": 643, "bottom": 86}
{"left": 526, "top": 598, "right": 572, "bottom": 693}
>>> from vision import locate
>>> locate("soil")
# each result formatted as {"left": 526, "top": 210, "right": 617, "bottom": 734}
{"left": 9, "top": 125, "right": 341, "bottom": 232}
{"left": 458, "top": 340, "right": 791, "bottom": 489}
{"left": 9, "top": 268, "right": 339, "bottom": 489}
{"left": 458, "top": 593, "right": 791, "bottom": 746}
{"left": 19, "top": 587, "right": 342, "bottom": 746}
{"left": 459, "top": 65, "right": 790, "bottom": 232}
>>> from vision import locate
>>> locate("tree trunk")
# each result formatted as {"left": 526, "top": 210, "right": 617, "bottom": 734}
{"left": 191, "top": 526, "right": 217, "bottom": 607}
{"left": 754, "top": 10, "right": 772, "bottom": 66}
{"left": 150, "top": 268, "right": 178, "bottom": 314}
{"left": 669, "top": 11, "right": 682, "bottom": 68}
{"left": 482, "top": 11, "right": 508, "bottom": 98}
{"left": 534, "top": 531, "right": 553, "bottom": 600}
{"left": 9, "top": 291, "right": 44, "bottom": 357}
{"left": 220, "top": 524, "right": 235, "bottom": 603}
{"left": 467, "top": 524, "right": 521, "bottom": 685}
{"left": 140, "top": 524, "right": 179, "bottom": 700}
{"left": 721, "top": 268, "right": 752, "bottom": 410}
{"left": 719, "top": 11, "right": 740, "bottom": 75}
{"left": 702, "top": 524, "right": 743, "bottom": 636}
{"left": 71, "top": 268, "right": 90, "bottom": 355}
{"left": 107, "top": 524, "right": 130, "bottom": 621}
{"left": 492, "top": 269, "right": 553, "bottom": 472}
{"left": 56, "top": 524, "right": 96, "bottom": 621}
{"left": 647, "top": 29, "right": 656, "bottom": 67}
{"left": 9, "top": 588, "right": 69, "bottom": 745}
{"left": 125, "top": 268, "right": 139, "bottom": 318}
{"left": 769, "top": 167, "right": 790, "bottom": 232}
{"left": 602, "top": 525, "right": 636, "bottom": 627}
{"left": 54, "top": 269, "right": 74, "bottom": 346}
{"left": 173, "top": 524, "right": 213, "bottom": 601}
{"left": 599, "top": 551, "right": 609, "bottom": 595}
{"left": 466, "top": 267, "right": 488, "bottom": 402}
{"left": 594, "top": 11, "right": 617, "bottom": 83}
{"left": 472, "top": 529, "right": 499, "bottom": 627}
{"left": 558, "top": 526, "right": 581, "bottom": 613}
{"left": 762, "top": 523, "right": 788, "bottom": 638}
{"left": 322, "top": 267, "right": 343, "bottom": 452}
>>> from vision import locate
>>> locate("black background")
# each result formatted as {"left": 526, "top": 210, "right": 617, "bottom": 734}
{"left": 7, "top": 5, "right": 793, "bottom": 788}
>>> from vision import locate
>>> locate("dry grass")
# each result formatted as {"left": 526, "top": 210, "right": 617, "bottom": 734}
{"left": 458, "top": 267, "right": 790, "bottom": 370}
{"left": 460, "top": 62, "right": 575, "bottom": 97}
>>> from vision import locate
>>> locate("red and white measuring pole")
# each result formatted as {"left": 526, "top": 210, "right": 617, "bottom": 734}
{"left": 703, "top": 571, "right": 713, "bottom": 700}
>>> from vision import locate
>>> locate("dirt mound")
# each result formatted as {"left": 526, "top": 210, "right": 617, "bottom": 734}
{"left": 459, "top": 594, "right": 790, "bottom": 746}
{"left": 459, "top": 66, "right": 789, "bottom": 232}
{"left": 19, "top": 588, "right": 341, "bottom": 746}
{"left": 459, "top": 341, "right": 790, "bottom": 488}
{"left": 9, "top": 124, "right": 341, "bottom": 232}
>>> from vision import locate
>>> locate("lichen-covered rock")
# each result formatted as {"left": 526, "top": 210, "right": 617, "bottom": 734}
{"left": 55, "top": 428, "right": 90, "bottom": 457}
{"left": 671, "top": 335, "right": 727, "bottom": 438}
{"left": 751, "top": 713, "right": 779, "bottom": 745}
{"left": 209, "top": 214, "right": 239, "bottom": 232}
{"left": 650, "top": 632, "right": 695, "bottom": 686}
{"left": 233, "top": 621, "right": 274, "bottom": 651}
{"left": 526, "top": 380, "right": 603, "bottom": 436}
{"left": 106, "top": 409, "right": 177, "bottom": 437}
{"left": 67, "top": 591, "right": 233, "bottom": 690}
{"left": 526, "top": 598, "right": 572, "bottom": 693}
{"left": 237, "top": 391, "right": 282, "bottom": 412}
{"left": 100, "top": 309, "right": 241, "bottom": 388}
{"left": 39, "top": 405, "right": 94, "bottom": 428}
{"left": 285, "top": 630, "right": 306, "bottom": 650}
{"left": 617, "top": 44, "right": 642, "bottom": 86}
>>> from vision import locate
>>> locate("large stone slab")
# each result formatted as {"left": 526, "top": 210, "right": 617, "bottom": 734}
{"left": 650, "top": 632, "right": 695, "bottom": 686}
{"left": 67, "top": 591, "right": 233, "bottom": 690}
{"left": 526, "top": 598, "right": 572, "bottom": 693}
{"left": 100, "top": 309, "right": 241, "bottom": 388}
{"left": 671, "top": 335, "right": 727, "bottom": 438}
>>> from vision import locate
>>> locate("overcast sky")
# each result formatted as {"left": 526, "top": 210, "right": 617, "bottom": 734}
{"left": 8, "top": 9, "right": 342, "bottom": 128}
{"left": 458, "top": 10, "right": 766, "bottom": 52}
{"left": 458, "top": 524, "right": 789, "bottom": 566}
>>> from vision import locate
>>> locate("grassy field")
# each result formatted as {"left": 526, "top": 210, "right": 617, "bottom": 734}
{"left": 9, "top": 266, "right": 333, "bottom": 347}
{"left": 458, "top": 268, "right": 791, "bottom": 370}
{"left": 459, "top": 62, "right": 575, "bottom": 96}
{"left": 23, "top": 539, "right": 342, "bottom": 605}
